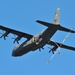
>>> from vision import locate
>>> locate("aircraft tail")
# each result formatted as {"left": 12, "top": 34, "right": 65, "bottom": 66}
{"left": 36, "top": 8, "right": 60, "bottom": 26}
{"left": 36, "top": 8, "right": 75, "bottom": 33}
{"left": 53, "top": 8, "right": 60, "bottom": 25}
{"left": 36, "top": 20, "right": 75, "bottom": 33}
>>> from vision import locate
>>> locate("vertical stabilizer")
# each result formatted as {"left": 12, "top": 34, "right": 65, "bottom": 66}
{"left": 53, "top": 8, "right": 60, "bottom": 25}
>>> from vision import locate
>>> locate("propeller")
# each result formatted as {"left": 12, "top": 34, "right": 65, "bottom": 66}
{"left": 0, "top": 31, "right": 9, "bottom": 40}
{"left": 12, "top": 35, "right": 22, "bottom": 44}
{"left": 39, "top": 47, "right": 44, "bottom": 51}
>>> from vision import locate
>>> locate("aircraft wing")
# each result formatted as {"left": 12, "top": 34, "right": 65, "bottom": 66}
{"left": 0, "top": 25, "right": 33, "bottom": 39}
{"left": 48, "top": 40, "right": 75, "bottom": 51}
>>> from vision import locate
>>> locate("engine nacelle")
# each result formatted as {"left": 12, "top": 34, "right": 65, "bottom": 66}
{"left": 13, "top": 36, "right": 22, "bottom": 44}
{"left": 0, "top": 31, "right": 10, "bottom": 40}
{"left": 49, "top": 46, "right": 58, "bottom": 54}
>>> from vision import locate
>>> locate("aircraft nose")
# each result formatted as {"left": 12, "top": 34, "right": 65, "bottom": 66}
{"left": 12, "top": 48, "right": 19, "bottom": 57}
{"left": 12, "top": 50, "right": 22, "bottom": 57}
{"left": 12, "top": 51, "right": 18, "bottom": 57}
{"left": 12, "top": 45, "right": 19, "bottom": 57}
{"left": 12, "top": 48, "right": 22, "bottom": 57}
{"left": 12, "top": 44, "right": 23, "bottom": 57}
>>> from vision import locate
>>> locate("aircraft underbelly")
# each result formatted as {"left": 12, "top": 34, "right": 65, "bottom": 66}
{"left": 13, "top": 28, "right": 57, "bottom": 56}
{"left": 13, "top": 42, "right": 45, "bottom": 56}
{"left": 42, "top": 28, "right": 57, "bottom": 39}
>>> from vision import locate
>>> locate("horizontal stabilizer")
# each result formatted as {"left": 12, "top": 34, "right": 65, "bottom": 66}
{"left": 36, "top": 20, "right": 59, "bottom": 29}
{"left": 36, "top": 20, "right": 53, "bottom": 26}
{"left": 36, "top": 20, "right": 75, "bottom": 33}
{"left": 59, "top": 25, "right": 75, "bottom": 33}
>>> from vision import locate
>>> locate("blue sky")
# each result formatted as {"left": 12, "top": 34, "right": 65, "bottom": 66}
{"left": 0, "top": 0, "right": 75, "bottom": 75}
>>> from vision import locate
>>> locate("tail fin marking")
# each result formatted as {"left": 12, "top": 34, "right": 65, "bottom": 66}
{"left": 53, "top": 8, "right": 60, "bottom": 25}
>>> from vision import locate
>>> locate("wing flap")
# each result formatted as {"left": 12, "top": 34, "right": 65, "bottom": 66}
{"left": 48, "top": 40, "right": 75, "bottom": 51}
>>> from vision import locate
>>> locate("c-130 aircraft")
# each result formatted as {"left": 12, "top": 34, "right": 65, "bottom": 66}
{"left": 0, "top": 8, "right": 75, "bottom": 57}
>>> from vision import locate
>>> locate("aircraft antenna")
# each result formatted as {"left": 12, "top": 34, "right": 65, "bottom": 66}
{"left": 46, "top": 28, "right": 73, "bottom": 64}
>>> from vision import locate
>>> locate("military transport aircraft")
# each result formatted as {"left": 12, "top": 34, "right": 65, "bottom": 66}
{"left": 0, "top": 8, "right": 75, "bottom": 57}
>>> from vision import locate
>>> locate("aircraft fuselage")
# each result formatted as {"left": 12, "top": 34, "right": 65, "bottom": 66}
{"left": 12, "top": 27, "right": 57, "bottom": 56}
{"left": 0, "top": 8, "right": 75, "bottom": 57}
